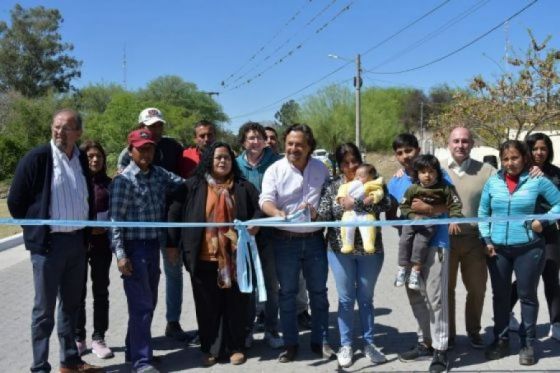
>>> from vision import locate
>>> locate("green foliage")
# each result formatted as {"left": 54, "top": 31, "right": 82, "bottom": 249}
{"left": 361, "top": 87, "right": 411, "bottom": 151}
{"left": 81, "top": 91, "right": 140, "bottom": 156}
{"left": 0, "top": 4, "right": 81, "bottom": 97}
{"left": 0, "top": 91, "right": 58, "bottom": 179}
{"left": 430, "top": 32, "right": 560, "bottom": 147}
{"left": 299, "top": 85, "right": 353, "bottom": 153}
{"left": 299, "top": 85, "right": 414, "bottom": 152}
{"left": 138, "top": 75, "right": 228, "bottom": 145}
{"left": 274, "top": 99, "right": 301, "bottom": 130}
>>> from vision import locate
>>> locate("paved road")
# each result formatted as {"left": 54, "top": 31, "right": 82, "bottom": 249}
{"left": 1, "top": 227, "right": 559, "bottom": 372}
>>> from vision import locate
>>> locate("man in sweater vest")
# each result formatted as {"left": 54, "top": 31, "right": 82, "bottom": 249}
{"left": 442, "top": 127, "right": 496, "bottom": 350}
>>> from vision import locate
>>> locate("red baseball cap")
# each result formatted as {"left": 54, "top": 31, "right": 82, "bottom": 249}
{"left": 128, "top": 129, "right": 156, "bottom": 148}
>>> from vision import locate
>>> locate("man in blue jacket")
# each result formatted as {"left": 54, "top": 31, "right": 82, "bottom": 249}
{"left": 8, "top": 109, "right": 101, "bottom": 373}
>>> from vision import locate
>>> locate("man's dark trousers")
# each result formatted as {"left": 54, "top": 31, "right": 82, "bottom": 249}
{"left": 30, "top": 231, "right": 86, "bottom": 372}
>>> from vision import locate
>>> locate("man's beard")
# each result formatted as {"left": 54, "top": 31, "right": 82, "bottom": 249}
{"left": 54, "top": 138, "right": 67, "bottom": 152}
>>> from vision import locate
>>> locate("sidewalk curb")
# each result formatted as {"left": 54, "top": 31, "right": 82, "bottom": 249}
{"left": 0, "top": 233, "right": 23, "bottom": 252}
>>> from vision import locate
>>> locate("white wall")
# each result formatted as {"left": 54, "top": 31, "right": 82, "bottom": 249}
{"left": 434, "top": 146, "right": 500, "bottom": 166}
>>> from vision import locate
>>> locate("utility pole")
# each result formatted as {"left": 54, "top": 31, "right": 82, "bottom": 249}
{"left": 420, "top": 101, "right": 424, "bottom": 144}
{"left": 122, "top": 44, "right": 127, "bottom": 90}
{"left": 328, "top": 53, "right": 362, "bottom": 149}
{"left": 354, "top": 54, "right": 362, "bottom": 149}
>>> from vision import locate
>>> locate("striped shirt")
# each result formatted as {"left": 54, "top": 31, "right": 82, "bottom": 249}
{"left": 49, "top": 140, "right": 89, "bottom": 232}
{"left": 110, "top": 161, "right": 184, "bottom": 260}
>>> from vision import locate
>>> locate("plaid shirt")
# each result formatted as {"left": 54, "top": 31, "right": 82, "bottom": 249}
{"left": 110, "top": 161, "right": 184, "bottom": 260}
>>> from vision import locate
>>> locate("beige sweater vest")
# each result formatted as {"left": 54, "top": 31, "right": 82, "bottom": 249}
{"left": 442, "top": 158, "right": 496, "bottom": 237}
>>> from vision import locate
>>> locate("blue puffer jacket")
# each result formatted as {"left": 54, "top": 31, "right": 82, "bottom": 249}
{"left": 478, "top": 170, "right": 560, "bottom": 246}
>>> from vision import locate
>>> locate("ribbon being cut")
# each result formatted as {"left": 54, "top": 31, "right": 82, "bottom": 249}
{"left": 3, "top": 211, "right": 560, "bottom": 303}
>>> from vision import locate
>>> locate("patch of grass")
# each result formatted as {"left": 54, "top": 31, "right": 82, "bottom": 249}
{"left": 0, "top": 198, "right": 21, "bottom": 239}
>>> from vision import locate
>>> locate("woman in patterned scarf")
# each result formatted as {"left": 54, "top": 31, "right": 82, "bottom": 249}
{"left": 168, "top": 141, "right": 261, "bottom": 367}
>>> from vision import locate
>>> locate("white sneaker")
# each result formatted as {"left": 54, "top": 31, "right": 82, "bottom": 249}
{"left": 264, "top": 330, "right": 284, "bottom": 349}
{"left": 394, "top": 266, "right": 408, "bottom": 287}
{"left": 337, "top": 345, "right": 353, "bottom": 368}
{"left": 408, "top": 270, "right": 421, "bottom": 290}
{"left": 509, "top": 312, "right": 520, "bottom": 332}
{"left": 91, "top": 339, "right": 114, "bottom": 359}
{"left": 549, "top": 322, "right": 560, "bottom": 341}
{"left": 364, "top": 343, "right": 387, "bottom": 364}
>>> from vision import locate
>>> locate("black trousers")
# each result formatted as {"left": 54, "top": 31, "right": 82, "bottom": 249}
{"left": 191, "top": 260, "right": 250, "bottom": 357}
{"left": 75, "top": 233, "right": 113, "bottom": 341}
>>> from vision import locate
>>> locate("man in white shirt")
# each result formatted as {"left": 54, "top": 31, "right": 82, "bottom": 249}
{"left": 260, "top": 124, "right": 333, "bottom": 363}
{"left": 8, "top": 109, "right": 101, "bottom": 372}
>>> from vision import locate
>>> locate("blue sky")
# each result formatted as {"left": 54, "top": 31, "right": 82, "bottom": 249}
{"left": 1, "top": 0, "right": 557, "bottom": 132}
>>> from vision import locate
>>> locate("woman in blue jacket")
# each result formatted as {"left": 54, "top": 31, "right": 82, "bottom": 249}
{"left": 478, "top": 140, "right": 560, "bottom": 366}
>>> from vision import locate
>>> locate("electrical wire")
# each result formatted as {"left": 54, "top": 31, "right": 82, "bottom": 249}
{"left": 370, "top": 0, "right": 491, "bottom": 70}
{"left": 227, "top": 1, "right": 452, "bottom": 119}
{"left": 220, "top": 0, "right": 314, "bottom": 87}
{"left": 226, "top": 1, "right": 353, "bottom": 92}
{"left": 365, "top": 0, "right": 538, "bottom": 75}
{"left": 226, "top": 0, "right": 339, "bottom": 87}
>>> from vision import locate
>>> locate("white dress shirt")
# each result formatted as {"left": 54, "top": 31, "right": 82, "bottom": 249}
{"left": 259, "top": 157, "right": 329, "bottom": 233}
{"left": 447, "top": 157, "right": 472, "bottom": 178}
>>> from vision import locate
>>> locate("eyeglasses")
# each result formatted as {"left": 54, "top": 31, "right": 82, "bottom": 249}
{"left": 52, "top": 126, "right": 79, "bottom": 133}
{"left": 213, "top": 155, "right": 232, "bottom": 161}
{"left": 245, "top": 135, "right": 264, "bottom": 142}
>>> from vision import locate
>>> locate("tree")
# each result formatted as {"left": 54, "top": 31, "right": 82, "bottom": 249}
{"left": 360, "top": 87, "right": 410, "bottom": 151}
{"left": 0, "top": 4, "right": 81, "bottom": 97}
{"left": 299, "top": 85, "right": 354, "bottom": 152}
{"left": 138, "top": 75, "right": 228, "bottom": 144}
{"left": 0, "top": 91, "right": 59, "bottom": 179}
{"left": 274, "top": 100, "right": 300, "bottom": 128}
{"left": 430, "top": 32, "right": 560, "bottom": 147}
{"left": 400, "top": 89, "right": 427, "bottom": 132}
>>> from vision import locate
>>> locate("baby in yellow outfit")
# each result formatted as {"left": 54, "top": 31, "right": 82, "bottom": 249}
{"left": 336, "top": 163, "right": 384, "bottom": 254}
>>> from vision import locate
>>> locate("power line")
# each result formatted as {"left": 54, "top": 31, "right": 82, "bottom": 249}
{"left": 220, "top": 0, "right": 314, "bottom": 87}
{"left": 226, "top": 0, "right": 339, "bottom": 88}
{"left": 225, "top": 1, "right": 353, "bottom": 92}
{"left": 361, "top": 0, "right": 452, "bottom": 57}
{"left": 228, "top": 1, "right": 451, "bottom": 119}
{"left": 370, "top": 0, "right": 490, "bottom": 70}
{"left": 229, "top": 64, "right": 350, "bottom": 120}
{"left": 365, "top": 0, "right": 538, "bottom": 75}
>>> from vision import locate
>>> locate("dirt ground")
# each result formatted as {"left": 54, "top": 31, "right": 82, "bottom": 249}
{"left": 364, "top": 151, "right": 400, "bottom": 181}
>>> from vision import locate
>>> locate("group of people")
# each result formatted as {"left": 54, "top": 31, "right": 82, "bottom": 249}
{"left": 7, "top": 107, "right": 560, "bottom": 373}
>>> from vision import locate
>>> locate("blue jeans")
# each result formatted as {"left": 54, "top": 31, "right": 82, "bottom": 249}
{"left": 273, "top": 233, "right": 329, "bottom": 346}
{"left": 488, "top": 239, "right": 545, "bottom": 346}
{"left": 123, "top": 240, "right": 160, "bottom": 371}
{"left": 160, "top": 243, "right": 183, "bottom": 323}
{"left": 328, "top": 250, "right": 384, "bottom": 346}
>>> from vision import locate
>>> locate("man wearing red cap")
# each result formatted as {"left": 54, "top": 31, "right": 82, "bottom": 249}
{"left": 110, "top": 129, "right": 185, "bottom": 373}
{"left": 117, "top": 108, "right": 192, "bottom": 342}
